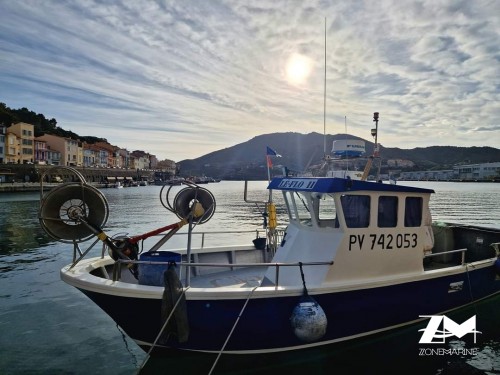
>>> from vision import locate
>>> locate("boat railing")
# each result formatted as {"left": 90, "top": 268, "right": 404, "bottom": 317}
{"left": 112, "top": 259, "right": 333, "bottom": 290}
{"left": 163, "top": 229, "right": 285, "bottom": 250}
{"left": 424, "top": 248, "right": 467, "bottom": 265}
{"left": 103, "top": 229, "right": 286, "bottom": 255}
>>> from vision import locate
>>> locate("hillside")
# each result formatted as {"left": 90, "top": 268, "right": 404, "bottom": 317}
{"left": 3, "top": 102, "right": 498, "bottom": 179}
{"left": 1, "top": 102, "right": 107, "bottom": 144}
{"left": 178, "top": 132, "right": 500, "bottom": 180}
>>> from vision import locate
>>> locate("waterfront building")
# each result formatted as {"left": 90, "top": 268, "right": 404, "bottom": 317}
{"left": 0, "top": 124, "right": 5, "bottom": 163}
{"left": 454, "top": 162, "right": 500, "bottom": 181}
{"left": 149, "top": 154, "right": 158, "bottom": 169}
{"left": 400, "top": 169, "right": 455, "bottom": 181}
{"left": 5, "top": 131, "right": 19, "bottom": 164}
{"left": 36, "top": 134, "right": 83, "bottom": 167}
{"left": 158, "top": 159, "right": 177, "bottom": 176}
{"left": 87, "top": 143, "right": 109, "bottom": 167}
{"left": 131, "top": 150, "right": 151, "bottom": 170}
{"left": 7, "top": 122, "right": 35, "bottom": 164}
{"left": 82, "top": 146, "right": 98, "bottom": 167}
{"left": 400, "top": 162, "right": 500, "bottom": 181}
{"left": 46, "top": 146, "right": 62, "bottom": 165}
{"left": 77, "top": 142, "right": 84, "bottom": 167}
{"left": 93, "top": 141, "right": 118, "bottom": 167}
{"left": 386, "top": 159, "right": 415, "bottom": 168}
{"left": 34, "top": 139, "right": 48, "bottom": 164}
{"left": 116, "top": 148, "right": 131, "bottom": 169}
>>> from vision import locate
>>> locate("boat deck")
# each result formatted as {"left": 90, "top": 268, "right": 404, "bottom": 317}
{"left": 100, "top": 263, "right": 268, "bottom": 289}
{"left": 185, "top": 266, "right": 267, "bottom": 288}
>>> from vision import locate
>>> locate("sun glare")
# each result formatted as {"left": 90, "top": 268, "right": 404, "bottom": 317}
{"left": 285, "top": 53, "right": 313, "bottom": 86}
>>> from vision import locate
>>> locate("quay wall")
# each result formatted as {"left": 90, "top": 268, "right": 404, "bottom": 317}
{"left": 0, "top": 164, "right": 155, "bottom": 185}
{"left": 0, "top": 165, "right": 159, "bottom": 193}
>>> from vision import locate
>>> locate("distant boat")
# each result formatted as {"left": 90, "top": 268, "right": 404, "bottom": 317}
{"left": 321, "top": 139, "right": 366, "bottom": 180}
{"left": 331, "top": 139, "right": 366, "bottom": 158}
{"left": 165, "top": 178, "right": 184, "bottom": 186}
{"left": 326, "top": 168, "right": 364, "bottom": 180}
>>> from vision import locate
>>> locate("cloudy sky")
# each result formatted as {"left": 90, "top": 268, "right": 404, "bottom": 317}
{"left": 1, "top": 1, "right": 499, "bottom": 161}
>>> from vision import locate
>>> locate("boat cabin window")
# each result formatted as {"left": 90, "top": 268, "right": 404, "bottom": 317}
{"left": 378, "top": 196, "right": 398, "bottom": 228}
{"left": 405, "top": 197, "right": 423, "bottom": 227}
{"left": 341, "top": 194, "right": 370, "bottom": 228}
{"left": 313, "top": 193, "right": 339, "bottom": 228}
{"left": 283, "top": 191, "right": 313, "bottom": 226}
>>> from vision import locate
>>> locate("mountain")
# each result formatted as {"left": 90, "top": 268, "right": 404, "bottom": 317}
{"left": 178, "top": 132, "right": 500, "bottom": 180}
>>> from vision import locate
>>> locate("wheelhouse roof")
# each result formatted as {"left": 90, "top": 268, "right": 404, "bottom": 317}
{"left": 268, "top": 177, "right": 435, "bottom": 194}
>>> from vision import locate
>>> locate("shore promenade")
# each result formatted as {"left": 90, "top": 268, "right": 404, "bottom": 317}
{"left": 0, "top": 164, "right": 156, "bottom": 189}
{"left": 0, "top": 181, "right": 117, "bottom": 193}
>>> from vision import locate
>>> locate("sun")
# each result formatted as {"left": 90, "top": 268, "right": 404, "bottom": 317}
{"left": 285, "top": 53, "right": 313, "bottom": 86}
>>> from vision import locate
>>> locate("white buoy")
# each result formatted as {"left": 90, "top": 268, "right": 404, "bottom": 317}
{"left": 290, "top": 296, "right": 327, "bottom": 342}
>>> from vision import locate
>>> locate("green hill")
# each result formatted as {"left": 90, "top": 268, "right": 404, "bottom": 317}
{"left": 178, "top": 133, "right": 500, "bottom": 180}
{"left": 3, "top": 102, "right": 499, "bottom": 179}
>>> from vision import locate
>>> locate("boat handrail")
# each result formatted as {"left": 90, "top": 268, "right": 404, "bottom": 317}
{"left": 424, "top": 248, "right": 467, "bottom": 264}
{"left": 102, "top": 228, "right": 286, "bottom": 258}
{"left": 173, "top": 229, "right": 286, "bottom": 250}
{"left": 112, "top": 259, "right": 334, "bottom": 288}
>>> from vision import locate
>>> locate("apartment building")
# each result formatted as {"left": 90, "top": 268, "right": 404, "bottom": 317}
{"left": 131, "top": 150, "right": 151, "bottom": 170}
{"left": 34, "top": 139, "right": 48, "bottom": 164}
{"left": 7, "top": 122, "right": 35, "bottom": 164}
{"left": 0, "top": 125, "right": 5, "bottom": 163}
{"left": 5, "top": 131, "right": 17, "bottom": 163}
{"left": 36, "top": 134, "right": 82, "bottom": 166}
{"left": 94, "top": 141, "right": 118, "bottom": 167}
{"left": 159, "top": 159, "right": 177, "bottom": 175}
{"left": 149, "top": 154, "right": 158, "bottom": 169}
{"left": 116, "top": 148, "right": 131, "bottom": 169}
{"left": 85, "top": 144, "right": 108, "bottom": 167}
{"left": 46, "top": 146, "right": 62, "bottom": 165}
{"left": 454, "top": 162, "right": 500, "bottom": 180}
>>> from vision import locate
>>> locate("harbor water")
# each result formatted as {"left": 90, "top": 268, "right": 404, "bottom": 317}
{"left": 0, "top": 181, "right": 499, "bottom": 374}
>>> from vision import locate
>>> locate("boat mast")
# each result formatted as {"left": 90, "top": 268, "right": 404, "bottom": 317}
{"left": 361, "top": 112, "right": 380, "bottom": 181}
{"left": 345, "top": 116, "right": 349, "bottom": 173}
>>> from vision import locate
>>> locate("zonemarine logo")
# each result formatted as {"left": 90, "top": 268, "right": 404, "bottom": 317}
{"left": 418, "top": 315, "right": 482, "bottom": 344}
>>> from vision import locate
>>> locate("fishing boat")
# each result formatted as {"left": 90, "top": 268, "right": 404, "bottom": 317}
{"left": 37, "top": 148, "right": 500, "bottom": 366}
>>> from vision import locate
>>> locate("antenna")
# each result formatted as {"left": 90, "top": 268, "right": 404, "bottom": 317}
{"left": 345, "top": 116, "right": 349, "bottom": 173}
{"left": 323, "top": 17, "right": 327, "bottom": 157}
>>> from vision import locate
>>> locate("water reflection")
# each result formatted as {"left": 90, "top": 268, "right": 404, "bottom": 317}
{"left": 0, "top": 181, "right": 499, "bottom": 374}
{"left": 0, "top": 200, "right": 53, "bottom": 256}
{"left": 1, "top": 181, "right": 499, "bottom": 261}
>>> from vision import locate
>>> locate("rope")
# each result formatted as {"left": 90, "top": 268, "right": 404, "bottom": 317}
{"left": 129, "top": 220, "right": 186, "bottom": 244}
{"left": 298, "top": 262, "right": 308, "bottom": 296}
{"left": 116, "top": 323, "right": 139, "bottom": 369}
{"left": 465, "top": 263, "right": 478, "bottom": 316}
{"left": 208, "top": 286, "right": 258, "bottom": 375}
{"left": 137, "top": 286, "right": 190, "bottom": 374}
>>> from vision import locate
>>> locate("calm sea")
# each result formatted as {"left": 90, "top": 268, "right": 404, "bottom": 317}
{"left": 0, "top": 181, "right": 499, "bottom": 374}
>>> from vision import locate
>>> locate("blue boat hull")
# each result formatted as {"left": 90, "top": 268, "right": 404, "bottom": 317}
{"left": 79, "top": 264, "right": 499, "bottom": 354}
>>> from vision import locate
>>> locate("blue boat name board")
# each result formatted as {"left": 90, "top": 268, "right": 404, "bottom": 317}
{"left": 277, "top": 179, "right": 318, "bottom": 190}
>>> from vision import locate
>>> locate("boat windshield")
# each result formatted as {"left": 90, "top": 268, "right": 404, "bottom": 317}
{"left": 314, "top": 193, "right": 339, "bottom": 228}
{"left": 283, "top": 191, "right": 339, "bottom": 228}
